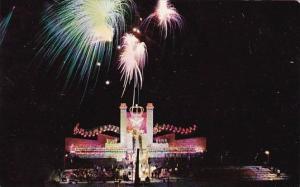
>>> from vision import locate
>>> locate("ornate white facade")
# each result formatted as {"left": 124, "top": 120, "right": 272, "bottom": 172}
{"left": 66, "top": 103, "right": 206, "bottom": 179}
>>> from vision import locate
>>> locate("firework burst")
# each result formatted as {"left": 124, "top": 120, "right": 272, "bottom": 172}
{"left": 119, "top": 33, "right": 147, "bottom": 99}
{"left": 38, "top": 0, "right": 133, "bottom": 88}
{"left": 0, "top": 7, "right": 14, "bottom": 46}
{"left": 143, "top": 0, "right": 182, "bottom": 39}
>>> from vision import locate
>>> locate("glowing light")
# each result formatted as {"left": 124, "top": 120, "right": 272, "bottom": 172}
{"left": 132, "top": 27, "right": 141, "bottom": 34}
{"left": 119, "top": 33, "right": 147, "bottom": 96}
{"left": 265, "top": 150, "right": 270, "bottom": 155}
{"left": 38, "top": 0, "right": 132, "bottom": 88}
{"left": 0, "top": 7, "right": 14, "bottom": 45}
{"left": 143, "top": 0, "right": 182, "bottom": 39}
{"left": 105, "top": 80, "right": 111, "bottom": 85}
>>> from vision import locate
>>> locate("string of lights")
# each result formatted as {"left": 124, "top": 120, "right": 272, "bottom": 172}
{"left": 73, "top": 123, "right": 197, "bottom": 138}
{"left": 153, "top": 124, "right": 197, "bottom": 135}
{"left": 73, "top": 123, "right": 120, "bottom": 138}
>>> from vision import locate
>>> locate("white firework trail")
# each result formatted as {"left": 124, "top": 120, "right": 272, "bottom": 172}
{"left": 118, "top": 33, "right": 147, "bottom": 104}
{"left": 142, "top": 0, "right": 183, "bottom": 39}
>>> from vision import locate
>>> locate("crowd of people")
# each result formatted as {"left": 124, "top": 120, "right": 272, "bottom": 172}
{"left": 55, "top": 155, "right": 205, "bottom": 183}
{"left": 60, "top": 167, "right": 115, "bottom": 183}
{"left": 150, "top": 156, "right": 206, "bottom": 178}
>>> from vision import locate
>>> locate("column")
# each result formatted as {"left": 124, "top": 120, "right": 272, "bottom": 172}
{"left": 120, "top": 103, "right": 127, "bottom": 146}
{"left": 146, "top": 103, "right": 154, "bottom": 145}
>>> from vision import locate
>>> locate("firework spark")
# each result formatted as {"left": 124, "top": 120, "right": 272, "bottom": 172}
{"left": 38, "top": 0, "right": 132, "bottom": 88}
{"left": 119, "top": 33, "right": 147, "bottom": 99}
{"left": 143, "top": 0, "right": 182, "bottom": 39}
{"left": 0, "top": 7, "right": 14, "bottom": 46}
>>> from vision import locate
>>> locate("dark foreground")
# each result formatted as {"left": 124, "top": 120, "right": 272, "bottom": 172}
{"left": 44, "top": 180, "right": 297, "bottom": 187}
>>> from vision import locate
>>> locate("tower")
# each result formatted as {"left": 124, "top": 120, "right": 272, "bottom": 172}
{"left": 119, "top": 103, "right": 127, "bottom": 145}
{"left": 146, "top": 103, "right": 154, "bottom": 145}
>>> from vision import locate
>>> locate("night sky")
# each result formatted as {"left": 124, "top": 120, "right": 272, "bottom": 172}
{"left": 0, "top": 0, "right": 299, "bottom": 185}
